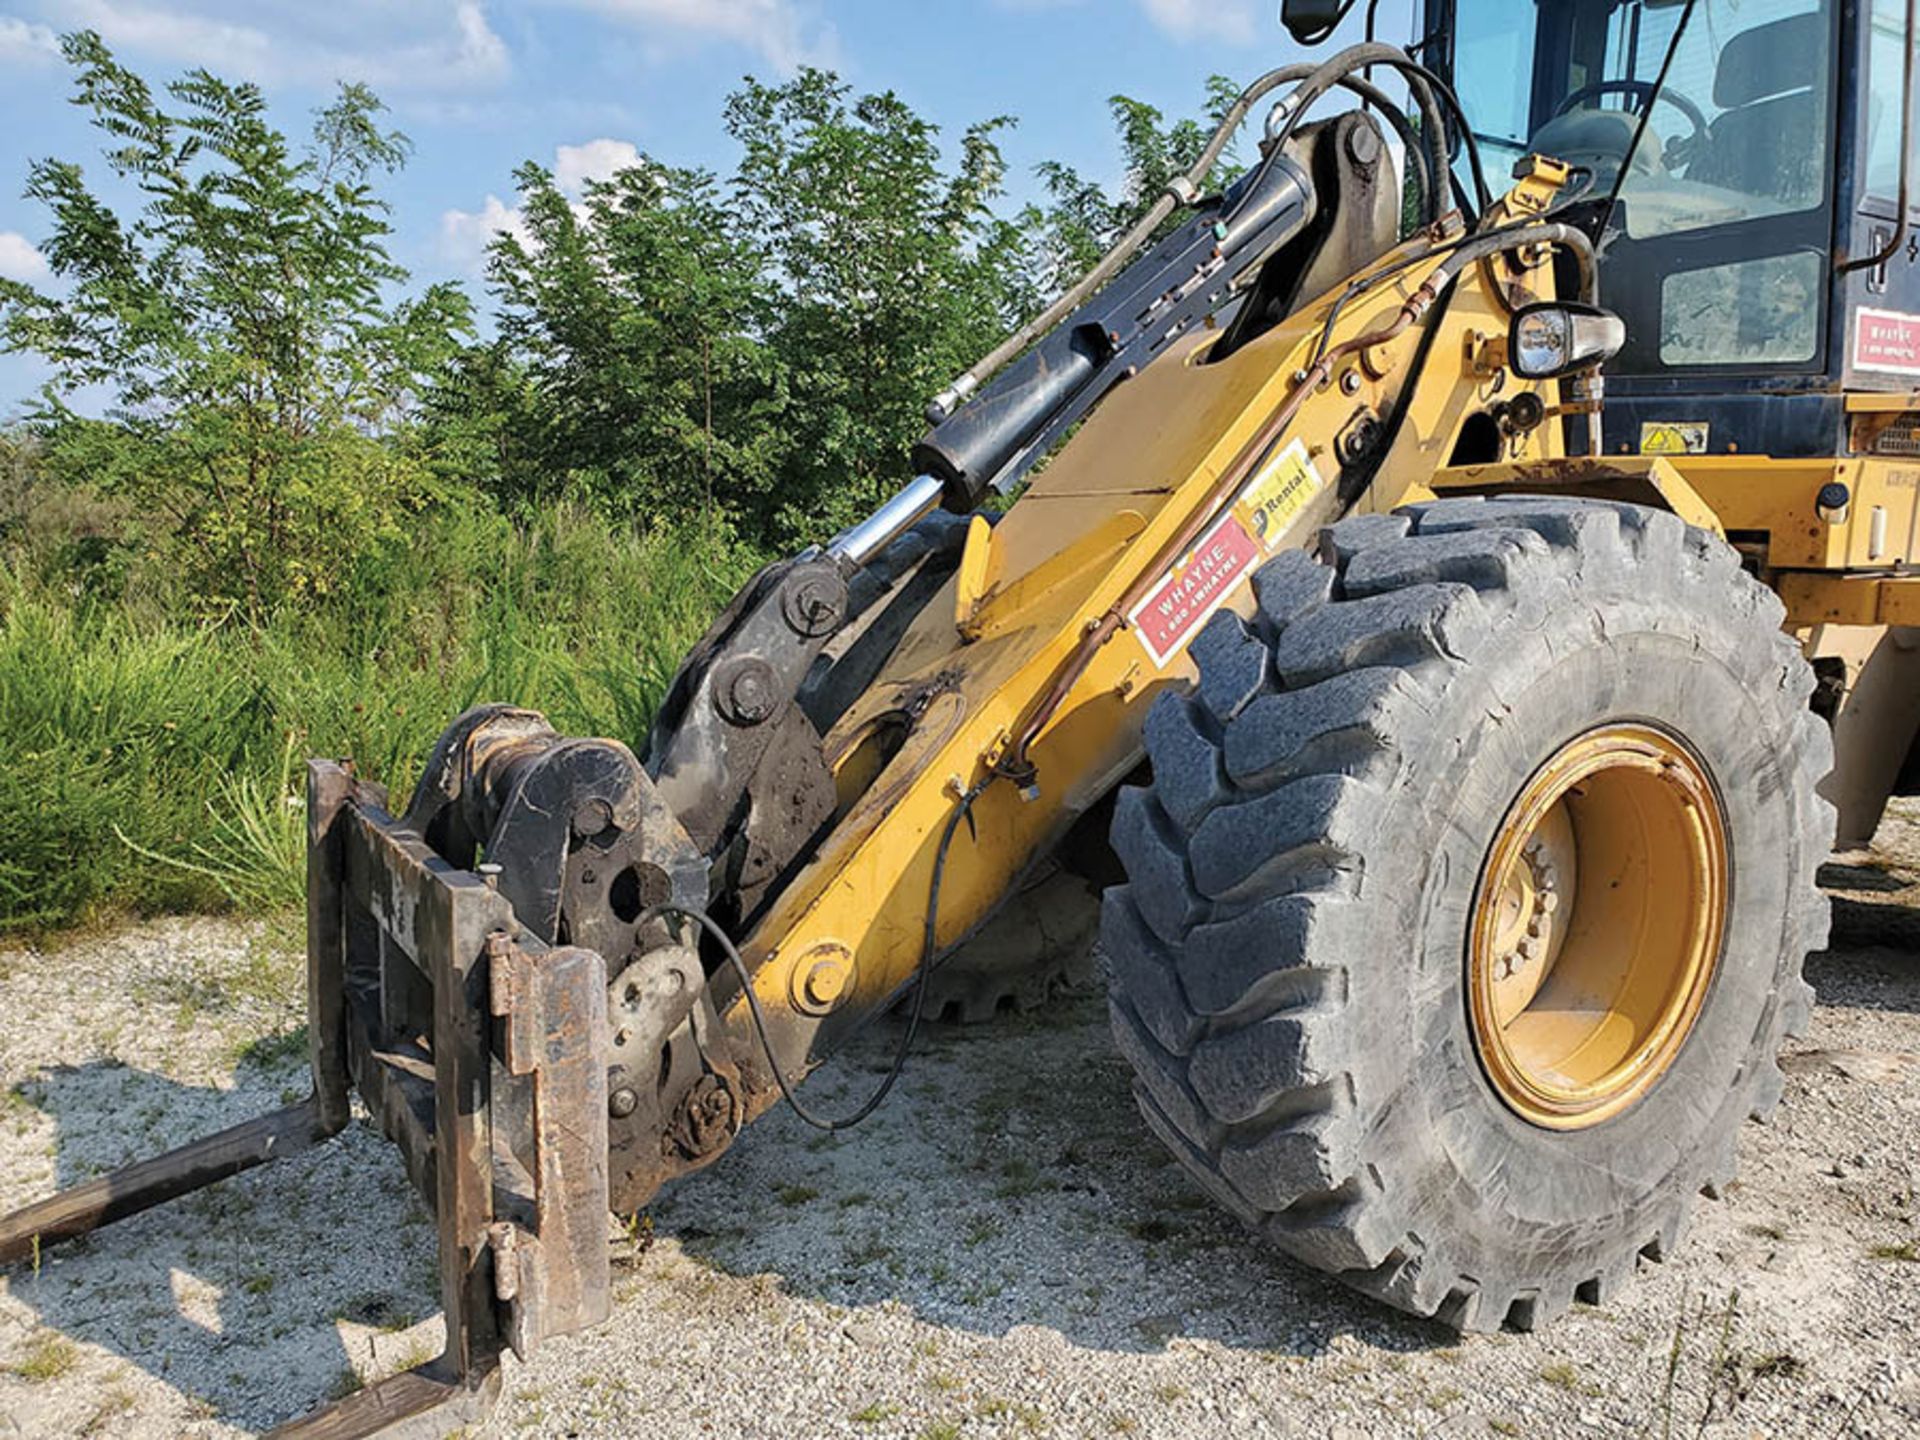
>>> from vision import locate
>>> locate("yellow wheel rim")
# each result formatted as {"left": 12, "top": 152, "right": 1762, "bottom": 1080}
{"left": 1468, "top": 724, "right": 1728, "bottom": 1131}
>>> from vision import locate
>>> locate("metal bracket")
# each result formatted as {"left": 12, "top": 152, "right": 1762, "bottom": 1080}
{"left": 0, "top": 763, "right": 620, "bottom": 1439}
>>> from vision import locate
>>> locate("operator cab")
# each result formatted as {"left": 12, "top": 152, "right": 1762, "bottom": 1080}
{"left": 1428, "top": 0, "right": 1919, "bottom": 458}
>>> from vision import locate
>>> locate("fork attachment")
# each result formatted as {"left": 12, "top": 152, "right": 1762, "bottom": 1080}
{"left": 0, "top": 760, "right": 614, "bottom": 1438}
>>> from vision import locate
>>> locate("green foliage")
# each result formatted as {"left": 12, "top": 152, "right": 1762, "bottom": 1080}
{"left": 0, "top": 39, "right": 1246, "bottom": 929}
{"left": 726, "top": 71, "right": 1031, "bottom": 534}
{"left": 1024, "top": 78, "right": 1244, "bottom": 295}
{"left": 0, "top": 500, "right": 757, "bottom": 930}
{"left": 440, "top": 68, "right": 1235, "bottom": 541}
{"left": 0, "top": 33, "right": 472, "bottom": 617}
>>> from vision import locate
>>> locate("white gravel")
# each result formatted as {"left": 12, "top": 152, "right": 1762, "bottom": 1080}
{"left": 3, "top": 803, "right": 1919, "bottom": 1439}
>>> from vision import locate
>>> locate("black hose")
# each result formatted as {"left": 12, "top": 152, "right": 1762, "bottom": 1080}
{"left": 636, "top": 778, "right": 989, "bottom": 1133}
{"left": 931, "top": 43, "right": 1461, "bottom": 419}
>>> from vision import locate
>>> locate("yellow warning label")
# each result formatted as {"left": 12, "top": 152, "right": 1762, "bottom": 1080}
{"left": 1640, "top": 422, "right": 1709, "bottom": 456}
{"left": 1232, "top": 439, "right": 1327, "bottom": 551}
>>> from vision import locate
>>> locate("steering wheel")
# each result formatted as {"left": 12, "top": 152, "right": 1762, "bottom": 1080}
{"left": 1554, "top": 79, "right": 1710, "bottom": 153}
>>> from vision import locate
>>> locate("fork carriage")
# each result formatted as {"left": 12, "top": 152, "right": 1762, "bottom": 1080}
{"left": 0, "top": 762, "right": 615, "bottom": 1438}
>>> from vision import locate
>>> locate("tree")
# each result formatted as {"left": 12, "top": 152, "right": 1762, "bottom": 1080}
{"left": 471, "top": 156, "right": 784, "bottom": 522}
{"left": 727, "top": 70, "right": 1032, "bottom": 534}
{"left": 1023, "top": 78, "right": 1244, "bottom": 300}
{"left": 0, "top": 32, "right": 472, "bottom": 616}
{"left": 425, "top": 69, "right": 1242, "bottom": 548}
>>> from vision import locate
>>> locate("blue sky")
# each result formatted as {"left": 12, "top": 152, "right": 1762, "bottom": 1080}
{"left": 0, "top": 0, "right": 1418, "bottom": 413}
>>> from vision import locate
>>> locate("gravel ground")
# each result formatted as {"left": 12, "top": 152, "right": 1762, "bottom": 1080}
{"left": 2, "top": 804, "right": 1918, "bottom": 1439}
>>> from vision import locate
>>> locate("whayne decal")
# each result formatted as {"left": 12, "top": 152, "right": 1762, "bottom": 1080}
{"left": 1128, "top": 440, "right": 1326, "bottom": 668}
{"left": 1855, "top": 308, "right": 1920, "bottom": 377}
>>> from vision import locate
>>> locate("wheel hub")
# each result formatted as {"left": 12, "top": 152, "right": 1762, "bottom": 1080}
{"left": 1468, "top": 724, "right": 1729, "bottom": 1130}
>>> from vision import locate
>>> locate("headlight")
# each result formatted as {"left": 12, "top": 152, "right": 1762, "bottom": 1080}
{"left": 1509, "top": 302, "right": 1627, "bottom": 380}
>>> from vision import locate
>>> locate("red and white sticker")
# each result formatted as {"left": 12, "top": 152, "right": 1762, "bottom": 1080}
{"left": 1128, "top": 439, "right": 1327, "bottom": 669}
{"left": 1855, "top": 308, "right": 1920, "bottom": 377}
{"left": 1128, "top": 514, "right": 1263, "bottom": 668}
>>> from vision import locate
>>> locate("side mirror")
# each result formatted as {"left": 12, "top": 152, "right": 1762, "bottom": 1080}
{"left": 1281, "top": 0, "right": 1355, "bottom": 44}
{"left": 1509, "top": 302, "right": 1627, "bottom": 380}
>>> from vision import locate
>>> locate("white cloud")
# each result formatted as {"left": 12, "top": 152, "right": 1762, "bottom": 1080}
{"left": 439, "top": 194, "right": 535, "bottom": 272}
{"left": 0, "top": 232, "right": 50, "bottom": 284}
{"left": 992, "top": 0, "right": 1262, "bottom": 43}
{"left": 0, "top": 14, "right": 60, "bottom": 63}
{"left": 1138, "top": 0, "right": 1258, "bottom": 43}
{"left": 439, "top": 135, "right": 648, "bottom": 274}
{"left": 555, "top": 0, "right": 836, "bottom": 75}
{"left": 555, "top": 138, "right": 641, "bottom": 197}
{"left": 42, "top": 1, "right": 510, "bottom": 93}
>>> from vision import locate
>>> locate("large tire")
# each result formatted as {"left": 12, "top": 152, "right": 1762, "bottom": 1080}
{"left": 1101, "top": 497, "right": 1833, "bottom": 1331}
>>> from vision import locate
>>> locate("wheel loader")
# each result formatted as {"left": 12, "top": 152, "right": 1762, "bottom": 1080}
{"left": 6, "top": 0, "right": 1918, "bottom": 1432}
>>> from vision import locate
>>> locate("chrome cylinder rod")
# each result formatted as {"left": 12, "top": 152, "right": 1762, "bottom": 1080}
{"left": 827, "top": 473, "right": 946, "bottom": 567}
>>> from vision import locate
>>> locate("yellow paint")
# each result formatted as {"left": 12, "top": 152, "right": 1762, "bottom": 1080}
{"left": 1778, "top": 572, "right": 1920, "bottom": 628}
{"left": 953, "top": 515, "right": 999, "bottom": 635}
{"left": 1427, "top": 457, "right": 1725, "bottom": 538}
{"left": 1468, "top": 725, "right": 1728, "bottom": 1130}
{"left": 715, "top": 168, "right": 1579, "bottom": 1106}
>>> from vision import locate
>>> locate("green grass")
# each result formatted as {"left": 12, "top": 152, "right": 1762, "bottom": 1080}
{"left": 0, "top": 501, "right": 756, "bottom": 931}
{"left": 8, "top": 1333, "right": 79, "bottom": 1381}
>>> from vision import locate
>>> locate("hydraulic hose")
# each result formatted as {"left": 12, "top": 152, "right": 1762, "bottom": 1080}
{"left": 929, "top": 44, "right": 1464, "bottom": 424}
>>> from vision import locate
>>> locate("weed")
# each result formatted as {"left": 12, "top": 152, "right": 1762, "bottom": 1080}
{"left": 1750, "top": 1352, "right": 1806, "bottom": 1381}
{"left": 9, "top": 1332, "right": 79, "bottom": 1382}
{"left": 0, "top": 508, "right": 756, "bottom": 932}
{"left": 1488, "top": 1422, "right": 1521, "bottom": 1437}
{"left": 844, "top": 1236, "right": 893, "bottom": 1266}
{"left": 920, "top": 1422, "right": 963, "bottom": 1440}
{"left": 235, "top": 1025, "right": 309, "bottom": 1070}
{"left": 79, "top": 1387, "right": 135, "bottom": 1437}
{"left": 927, "top": 1372, "right": 962, "bottom": 1393}
{"left": 775, "top": 1184, "right": 820, "bottom": 1208}
{"left": 1539, "top": 1361, "right": 1580, "bottom": 1391}
{"left": 963, "top": 1215, "right": 1000, "bottom": 1247}
{"left": 1870, "top": 1240, "right": 1920, "bottom": 1262}
{"left": 1152, "top": 1383, "right": 1187, "bottom": 1404}
{"left": 995, "top": 1158, "right": 1051, "bottom": 1198}
{"left": 851, "top": 1401, "right": 899, "bottom": 1424}
{"left": 977, "top": 1396, "right": 1046, "bottom": 1432}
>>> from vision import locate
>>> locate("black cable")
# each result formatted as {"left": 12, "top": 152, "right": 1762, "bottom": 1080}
{"left": 1601, "top": 0, "right": 1699, "bottom": 239}
{"left": 637, "top": 778, "right": 990, "bottom": 1133}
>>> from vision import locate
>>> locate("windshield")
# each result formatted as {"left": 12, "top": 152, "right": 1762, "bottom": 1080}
{"left": 1449, "top": 0, "right": 1839, "bottom": 371}
{"left": 1452, "top": 0, "right": 1835, "bottom": 235}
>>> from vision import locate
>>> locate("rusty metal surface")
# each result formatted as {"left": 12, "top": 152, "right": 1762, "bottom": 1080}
{"left": 265, "top": 1362, "right": 503, "bottom": 1440}
{"left": 0, "top": 1100, "right": 336, "bottom": 1267}
{"left": 1, "top": 766, "right": 632, "bottom": 1438}
{"left": 486, "top": 937, "right": 612, "bottom": 1357}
